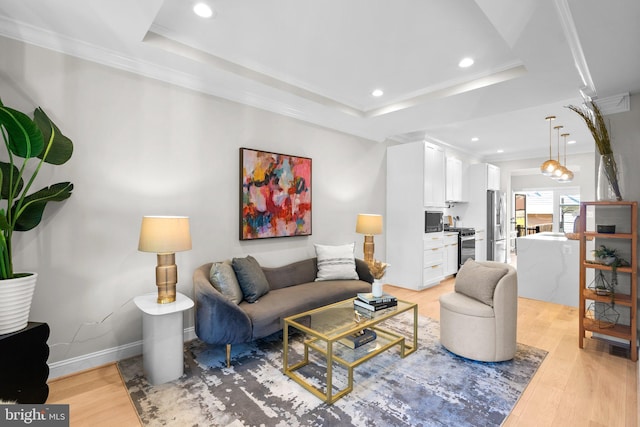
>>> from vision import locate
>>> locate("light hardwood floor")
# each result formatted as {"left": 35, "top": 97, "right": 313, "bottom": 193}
{"left": 47, "top": 277, "right": 638, "bottom": 426}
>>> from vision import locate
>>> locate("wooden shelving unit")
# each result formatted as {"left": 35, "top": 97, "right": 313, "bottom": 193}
{"left": 578, "top": 201, "right": 637, "bottom": 361}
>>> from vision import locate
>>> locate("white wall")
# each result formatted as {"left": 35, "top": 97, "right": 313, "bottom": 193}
{"left": 605, "top": 94, "right": 640, "bottom": 347}
{"left": 0, "top": 36, "right": 388, "bottom": 372}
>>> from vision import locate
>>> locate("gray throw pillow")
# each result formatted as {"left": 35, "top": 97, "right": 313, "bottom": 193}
{"left": 314, "top": 243, "right": 359, "bottom": 281}
{"left": 454, "top": 259, "right": 509, "bottom": 307}
{"left": 232, "top": 255, "right": 270, "bottom": 303}
{"left": 209, "top": 260, "right": 244, "bottom": 305}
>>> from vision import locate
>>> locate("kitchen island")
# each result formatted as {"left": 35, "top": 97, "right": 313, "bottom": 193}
{"left": 516, "top": 232, "right": 579, "bottom": 307}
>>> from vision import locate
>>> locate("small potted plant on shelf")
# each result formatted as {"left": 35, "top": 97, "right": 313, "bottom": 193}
{"left": 591, "top": 245, "right": 628, "bottom": 302}
{"left": 0, "top": 99, "right": 74, "bottom": 334}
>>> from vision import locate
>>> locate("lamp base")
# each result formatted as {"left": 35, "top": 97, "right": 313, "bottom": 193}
{"left": 156, "top": 253, "right": 177, "bottom": 304}
{"left": 363, "top": 235, "right": 375, "bottom": 265}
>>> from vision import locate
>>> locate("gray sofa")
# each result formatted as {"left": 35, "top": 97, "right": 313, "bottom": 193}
{"left": 194, "top": 257, "right": 373, "bottom": 366}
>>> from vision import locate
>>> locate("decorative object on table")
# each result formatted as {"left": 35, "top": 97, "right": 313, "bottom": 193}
{"left": 138, "top": 216, "right": 192, "bottom": 304}
{"left": 540, "top": 115, "right": 560, "bottom": 176}
{"left": 353, "top": 296, "right": 398, "bottom": 312}
{"left": 239, "top": 147, "right": 311, "bottom": 240}
{"left": 357, "top": 292, "right": 397, "bottom": 304}
{"left": 119, "top": 314, "right": 547, "bottom": 427}
{"left": 355, "top": 213, "right": 383, "bottom": 264}
{"left": 338, "top": 328, "right": 377, "bottom": 349}
{"left": 0, "top": 100, "right": 74, "bottom": 335}
{"left": 566, "top": 101, "right": 623, "bottom": 200}
{"left": 367, "top": 259, "right": 388, "bottom": 297}
{"left": 596, "top": 224, "right": 616, "bottom": 234}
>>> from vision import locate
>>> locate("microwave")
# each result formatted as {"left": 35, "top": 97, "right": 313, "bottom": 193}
{"left": 425, "top": 211, "right": 443, "bottom": 233}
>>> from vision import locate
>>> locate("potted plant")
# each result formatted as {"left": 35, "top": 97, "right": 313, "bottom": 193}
{"left": 0, "top": 99, "right": 73, "bottom": 334}
{"left": 591, "top": 245, "right": 628, "bottom": 301}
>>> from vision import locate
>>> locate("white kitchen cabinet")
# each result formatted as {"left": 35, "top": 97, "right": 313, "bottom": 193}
{"left": 487, "top": 164, "right": 500, "bottom": 191}
{"left": 445, "top": 157, "right": 463, "bottom": 202}
{"left": 443, "top": 231, "right": 459, "bottom": 276}
{"left": 475, "top": 229, "right": 487, "bottom": 261}
{"left": 386, "top": 141, "right": 446, "bottom": 290}
{"left": 423, "top": 143, "right": 446, "bottom": 208}
{"left": 423, "top": 233, "right": 444, "bottom": 287}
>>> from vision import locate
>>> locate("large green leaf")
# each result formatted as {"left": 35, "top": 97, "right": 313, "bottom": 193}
{"left": 34, "top": 107, "right": 73, "bottom": 165}
{"left": 13, "top": 182, "right": 74, "bottom": 231}
{"left": 0, "top": 105, "right": 44, "bottom": 159}
{"left": 0, "top": 161, "right": 23, "bottom": 200}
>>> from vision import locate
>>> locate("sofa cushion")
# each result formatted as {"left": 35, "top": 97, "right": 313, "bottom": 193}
{"left": 262, "top": 258, "right": 318, "bottom": 290}
{"left": 232, "top": 255, "right": 270, "bottom": 303}
{"left": 314, "top": 243, "right": 359, "bottom": 281}
{"left": 240, "top": 279, "right": 371, "bottom": 339}
{"left": 209, "top": 260, "right": 243, "bottom": 305}
{"left": 454, "top": 259, "right": 508, "bottom": 307}
{"left": 439, "top": 291, "right": 496, "bottom": 318}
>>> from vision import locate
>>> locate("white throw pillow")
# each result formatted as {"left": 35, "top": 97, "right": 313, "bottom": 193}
{"left": 314, "top": 243, "right": 359, "bottom": 281}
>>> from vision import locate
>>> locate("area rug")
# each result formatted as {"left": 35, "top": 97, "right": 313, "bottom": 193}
{"left": 118, "top": 313, "right": 546, "bottom": 427}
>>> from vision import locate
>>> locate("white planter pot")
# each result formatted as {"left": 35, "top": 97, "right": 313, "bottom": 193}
{"left": 0, "top": 273, "right": 37, "bottom": 335}
{"left": 372, "top": 279, "right": 383, "bottom": 297}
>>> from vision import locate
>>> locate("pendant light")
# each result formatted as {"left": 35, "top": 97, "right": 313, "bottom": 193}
{"left": 540, "top": 116, "right": 560, "bottom": 176}
{"left": 558, "top": 133, "right": 574, "bottom": 183}
{"left": 551, "top": 125, "right": 565, "bottom": 179}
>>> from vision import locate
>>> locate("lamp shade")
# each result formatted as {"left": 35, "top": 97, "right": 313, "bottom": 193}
{"left": 356, "top": 214, "right": 383, "bottom": 235}
{"left": 138, "top": 216, "right": 192, "bottom": 253}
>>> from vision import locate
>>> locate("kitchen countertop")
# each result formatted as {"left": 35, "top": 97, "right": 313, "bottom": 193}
{"left": 516, "top": 232, "right": 578, "bottom": 307}
{"left": 518, "top": 232, "right": 570, "bottom": 241}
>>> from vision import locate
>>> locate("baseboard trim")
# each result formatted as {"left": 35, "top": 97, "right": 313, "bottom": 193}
{"left": 49, "top": 327, "right": 197, "bottom": 379}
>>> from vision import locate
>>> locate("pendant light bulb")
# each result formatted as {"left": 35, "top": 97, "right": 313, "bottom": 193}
{"left": 540, "top": 116, "right": 559, "bottom": 176}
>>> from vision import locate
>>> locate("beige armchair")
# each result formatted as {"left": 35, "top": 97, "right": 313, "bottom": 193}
{"left": 439, "top": 260, "right": 517, "bottom": 362}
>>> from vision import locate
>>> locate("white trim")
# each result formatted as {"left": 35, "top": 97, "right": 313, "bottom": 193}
{"left": 554, "top": 0, "right": 596, "bottom": 97}
{"left": 48, "top": 327, "right": 197, "bottom": 379}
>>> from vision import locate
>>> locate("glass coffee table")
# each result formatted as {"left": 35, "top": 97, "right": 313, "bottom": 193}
{"left": 283, "top": 298, "right": 418, "bottom": 404}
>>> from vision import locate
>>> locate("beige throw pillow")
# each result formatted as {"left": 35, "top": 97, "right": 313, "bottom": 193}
{"left": 454, "top": 259, "right": 508, "bottom": 307}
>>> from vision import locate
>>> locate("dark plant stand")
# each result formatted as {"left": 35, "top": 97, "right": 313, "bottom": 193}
{"left": 0, "top": 322, "right": 50, "bottom": 403}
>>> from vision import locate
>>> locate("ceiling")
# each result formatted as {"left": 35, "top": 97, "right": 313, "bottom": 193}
{"left": 0, "top": 0, "right": 639, "bottom": 162}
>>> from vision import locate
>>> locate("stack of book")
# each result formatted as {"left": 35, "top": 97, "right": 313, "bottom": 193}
{"left": 354, "top": 292, "right": 398, "bottom": 312}
{"left": 339, "top": 328, "right": 377, "bottom": 349}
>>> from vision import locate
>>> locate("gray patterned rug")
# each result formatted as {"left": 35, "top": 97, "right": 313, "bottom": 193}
{"left": 118, "top": 313, "right": 546, "bottom": 426}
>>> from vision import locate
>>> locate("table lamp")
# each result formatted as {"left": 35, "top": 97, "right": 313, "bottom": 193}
{"left": 138, "top": 216, "right": 192, "bottom": 304}
{"left": 355, "top": 214, "right": 383, "bottom": 264}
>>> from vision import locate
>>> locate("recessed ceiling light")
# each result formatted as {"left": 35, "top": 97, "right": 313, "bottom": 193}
{"left": 497, "top": 149, "right": 504, "bottom": 153}
{"left": 459, "top": 57, "right": 474, "bottom": 68}
{"left": 371, "top": 89, "right": 384, "bottom": 97}
{"left": 471, "top": 137, "right": 479, "bottom": 142}
{"left": 193, "top": 3, "right": 214, "bottom": 18}
{"left": 568, "top": 140, "right": 577, "bottom": 145}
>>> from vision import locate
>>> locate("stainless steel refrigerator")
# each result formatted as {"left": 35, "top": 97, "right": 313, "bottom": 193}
{"left": 487, "top": 190, "right": 507, "bottom": 262}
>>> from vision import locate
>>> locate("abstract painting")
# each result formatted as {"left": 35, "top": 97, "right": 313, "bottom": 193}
{"left": 240, "top": 148, "right": 312, "bottom": 240}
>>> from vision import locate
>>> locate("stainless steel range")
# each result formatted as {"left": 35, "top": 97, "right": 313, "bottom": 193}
{"left": 446, "top": 227, "right": 476, "bottom": 268}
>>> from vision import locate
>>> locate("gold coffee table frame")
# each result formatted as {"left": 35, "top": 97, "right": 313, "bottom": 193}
{"left": 283, "top": 298, "right": 418, "bottom": 404}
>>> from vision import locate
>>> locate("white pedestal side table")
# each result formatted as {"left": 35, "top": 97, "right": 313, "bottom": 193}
{"left": 133, "top": 292, "right": 194, "bottom": 385}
